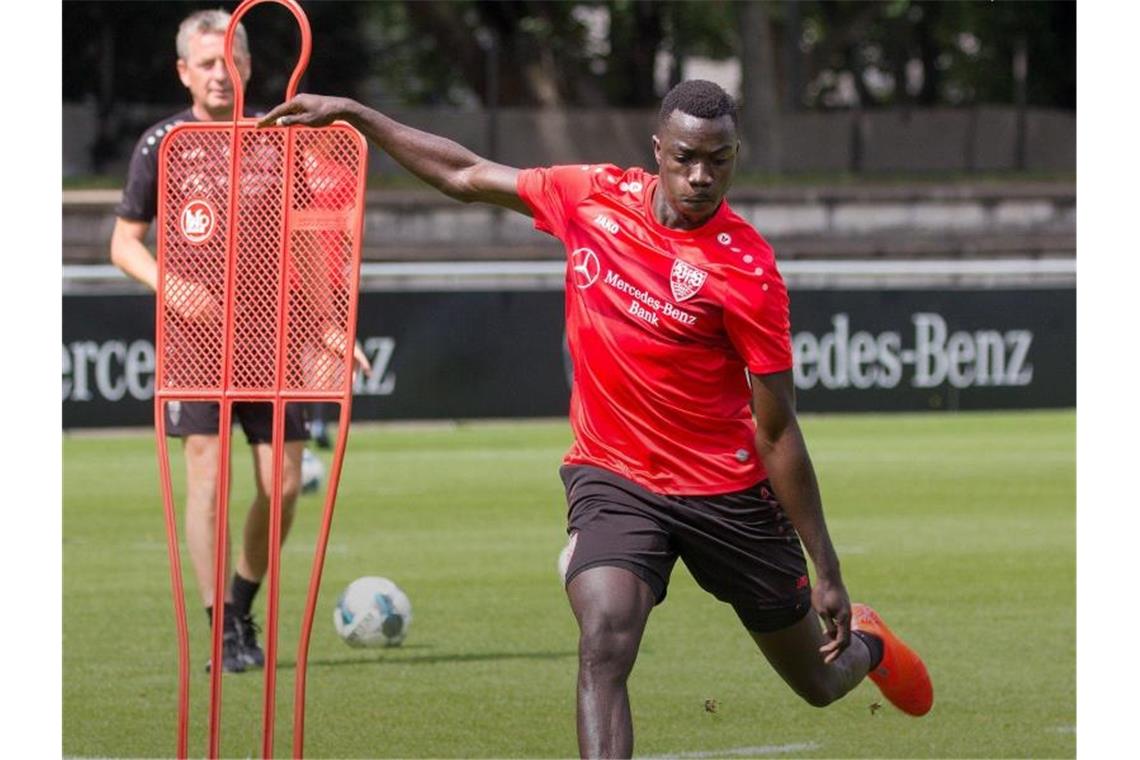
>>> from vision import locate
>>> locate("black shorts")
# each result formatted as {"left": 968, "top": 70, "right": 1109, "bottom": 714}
{"left": 559, "top": 464, "right": 812, "bottom": 633}
{"left": 163, "top": 401, "right": 309, "bottom": 444}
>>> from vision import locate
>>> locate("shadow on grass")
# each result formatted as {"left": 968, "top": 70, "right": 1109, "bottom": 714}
{"left": 275, "top": 647, "right": 576, "bottom": 670}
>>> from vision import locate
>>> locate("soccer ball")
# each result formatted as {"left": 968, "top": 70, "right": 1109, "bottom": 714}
{"left": 301, "top": 448, "right": 324, "bottom": 494}
{"left": 333, "top": 576, "right": 413, "bottom": 648}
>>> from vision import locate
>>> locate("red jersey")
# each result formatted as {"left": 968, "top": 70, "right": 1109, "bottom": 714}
{"left": 517, "top": 164, "right": 794, "bottom": 495}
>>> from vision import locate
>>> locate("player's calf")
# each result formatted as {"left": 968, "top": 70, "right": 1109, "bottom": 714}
{"left": 750, "top": 608, "right": 872, "bottom": 708}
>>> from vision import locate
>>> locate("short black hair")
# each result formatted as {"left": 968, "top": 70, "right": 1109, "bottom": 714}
{"left": 658, "top": 80, "right": 738, "bottom": 128}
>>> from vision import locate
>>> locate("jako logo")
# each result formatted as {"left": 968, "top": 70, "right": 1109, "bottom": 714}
{"left": 593, "top": 214, "right": 620, "bottom": 235}
{"left": 180, "top": 198, "right": 217, "bottom": 244}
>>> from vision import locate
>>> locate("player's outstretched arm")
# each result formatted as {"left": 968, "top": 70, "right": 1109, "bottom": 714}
{"left": 750, "top": 369, "right": 852, "bottom": 663}
{"left": 259, "top": 94, "right": 531, "bottom": 216}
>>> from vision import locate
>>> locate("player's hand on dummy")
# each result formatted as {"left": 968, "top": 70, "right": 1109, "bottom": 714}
{"left": 258, "top": 94, "right": 354, "bottom": 129}
{"left": 812, "top": 575, "right": 853, "bottom": 664}
{"left": 163, "top": 272, "right": 221, "bottom": 323}
{"left": 352, "top": 341, "right": 372, "bottom": 377}
{"left": 321, "top": 326, "right": 372, "bottom": 377}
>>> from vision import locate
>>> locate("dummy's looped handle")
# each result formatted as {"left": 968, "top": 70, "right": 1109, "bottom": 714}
{"left": 224, "top": 0, "right": 312, "bottom": 119}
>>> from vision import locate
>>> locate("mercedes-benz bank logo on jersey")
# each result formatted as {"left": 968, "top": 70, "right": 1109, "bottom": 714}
{"left": 670, "top": 259, "right": 708, "bottom": 302}
{"left": 571, "top": 248, "right": 601, "bottom": 289}
{"left": 180, "top": 198, "right": 217, "bottom": 245}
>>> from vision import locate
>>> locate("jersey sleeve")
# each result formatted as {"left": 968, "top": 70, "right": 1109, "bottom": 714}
{"left": 114, "top": 133, "right": 159, "bottom": 222}
{"left": 516, "top": 165, "right": 603, "bottom": 238}
{"left": 723, "top": 263, "right": 794, "bottom": 376}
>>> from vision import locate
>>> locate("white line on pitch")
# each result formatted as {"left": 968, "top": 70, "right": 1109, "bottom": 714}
{"left": 640, "top": 742, "right": 821, "bottom": 759}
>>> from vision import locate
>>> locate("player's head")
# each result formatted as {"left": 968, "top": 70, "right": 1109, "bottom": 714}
{"left": 176, "top": 9, "right": 251, "bottom": 121}
{"left": 652, "top": 80, "right": 739, "bottom": 226}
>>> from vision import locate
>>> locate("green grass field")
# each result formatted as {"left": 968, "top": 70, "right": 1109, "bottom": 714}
{"left": 62, "top": 410, "right": 1075, "bottom": 758}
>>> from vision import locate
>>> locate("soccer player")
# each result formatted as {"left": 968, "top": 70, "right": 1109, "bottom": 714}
{"left": 260, "top": 80, "right": 933, "bottom": 755}
{"left": 109, "top": 9, "right": 369, "bottom": 674}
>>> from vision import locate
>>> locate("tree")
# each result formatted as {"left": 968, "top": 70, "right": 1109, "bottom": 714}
{"left": 791, "top": 1, "right": 1075, "bottom": 110}
{"left": 62, "top": 1, "right": 1074, "bottom": 175}
{"left": 737, "top": 1, "right": 782, "bottom": 172}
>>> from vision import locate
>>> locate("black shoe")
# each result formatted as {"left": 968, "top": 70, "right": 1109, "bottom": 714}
{"left": 236, "top": 613, "right": 265, "bottom": 669}
{"left": 204, "top": 622, "right": 247, "bottom": 674}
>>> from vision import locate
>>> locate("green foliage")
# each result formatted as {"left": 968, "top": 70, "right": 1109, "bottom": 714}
{"left": 796, "top": 1, "right": 1076, "bottom": 109}
{"left": 62, "top": 1, "right": 1074, "bottom": 175}
{"left": 62, "top": 1, "right": 1076, "bottom": 110}
{"left": 63, "top": 411, "right": 1074, "bottom": 757}
{"left": 939, "top": 0, "right": 1076, "bottom": 108}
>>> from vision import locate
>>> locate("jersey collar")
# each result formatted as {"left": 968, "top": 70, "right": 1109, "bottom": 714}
{"left": 642, "top": 175, "right": 732, "bottom": 240}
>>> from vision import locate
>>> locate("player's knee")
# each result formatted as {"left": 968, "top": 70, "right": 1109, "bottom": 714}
{"left": 252, "top": 474, "right": 300, "bottom": 504}
{"left": 577, "top": 623, "right": 639, "bottom": 681}
{"left": 256, "top": 477, "right": 299, "bottom": 503}
{"left": 793, "top": 679, "right": 841, "bottom": 709}
{"left": 184, "top": 456, "right": 220, "bottom": 488}
{"left": 183, "top": 434, "right": 218, "bottom": 460}
{"left": 578, "top": 641, "right": 634, "bottom": 683}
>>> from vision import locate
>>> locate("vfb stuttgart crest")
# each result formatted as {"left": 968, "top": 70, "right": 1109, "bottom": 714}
{"left": 179, "top": 198, "right": 217, "bottom": 245}
{"left": 670, "top": 259, "right": 708, "bottom": 302}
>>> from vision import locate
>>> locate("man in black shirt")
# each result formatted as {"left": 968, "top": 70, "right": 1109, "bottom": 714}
{"left": 110, "top": 9, "right": 309, "bottom": 674}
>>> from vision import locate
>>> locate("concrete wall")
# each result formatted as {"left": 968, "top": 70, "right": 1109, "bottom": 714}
{"left": 862, "top": 109, "right": 974, "bottom": 172}
{"left": 64, "top": 181, "right": 1075, "bottom": 265}
{"left": 64, "top": 102, "right": 1075, "bottom": 179}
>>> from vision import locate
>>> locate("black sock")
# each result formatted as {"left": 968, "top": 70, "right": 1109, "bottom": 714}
{"left": 230, "top": 573, "right": 261, "bottom": 619}
{"left": 853, "top": 630, "right": 884, "bottom": 670}
{"left": 205, "top": 604, "right": 238, "bottom": 627}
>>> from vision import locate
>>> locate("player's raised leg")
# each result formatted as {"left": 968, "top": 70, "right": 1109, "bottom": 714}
{"left": 751, "top": 604, "right": 932, "bottom": 716}
{"left": 566, "top": 565, "right": 655, "bottom": 760}
{"left": 749, "top": 609, "right": 872, "bottom": 707}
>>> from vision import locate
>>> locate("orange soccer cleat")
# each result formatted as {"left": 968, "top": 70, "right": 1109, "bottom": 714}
{"left": 851, "top": 603, "right": 933, "bottom": 716}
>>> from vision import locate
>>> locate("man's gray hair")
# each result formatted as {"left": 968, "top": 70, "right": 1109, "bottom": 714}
{"left": 176, "top": 9, "right": 249, "bottom": 59}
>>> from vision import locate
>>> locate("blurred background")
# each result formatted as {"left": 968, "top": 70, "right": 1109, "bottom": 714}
{"left": 61, "top": 0, "right": 1076, "bottom": 428}
{"left": 63, "top": 0, "right": 1074, "bottom": 178}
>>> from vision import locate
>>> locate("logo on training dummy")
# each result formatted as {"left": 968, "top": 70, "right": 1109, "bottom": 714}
{"left": 179, "top": 198, "right": 217, "bottom": 245}
{"left": 571, "top": 248, "right": 601, "bottom": 289}
{"left": 670, "top": 259, "right": 708, "bottom": 302}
